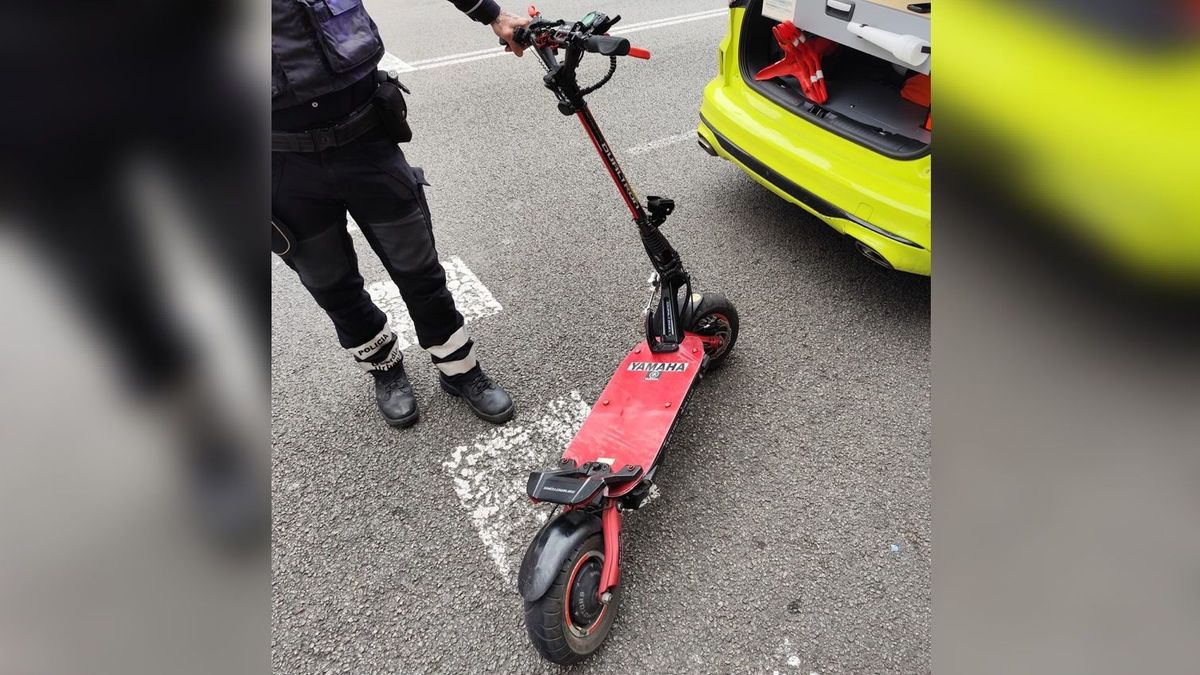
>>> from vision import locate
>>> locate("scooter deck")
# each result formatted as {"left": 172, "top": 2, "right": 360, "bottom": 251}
{"left": 561, "top": 334, "right": 706, "bottom": 497}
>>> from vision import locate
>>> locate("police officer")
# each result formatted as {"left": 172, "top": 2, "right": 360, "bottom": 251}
{"left": 272, "top": 0, "right": 529, "bottom": 427}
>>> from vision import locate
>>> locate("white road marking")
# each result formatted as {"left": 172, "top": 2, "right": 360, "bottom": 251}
{"left": 411, "top": 51, "right": 511, "bottom": 72}
{"left": 365, "top": 256, "right": 502, "bottom": 351}
{"left": 378, "top": 51, "right": 416, "bottom": 73}
{"left": 442, "top": 392, "right": 594, "bottom": 581}
{"left": 626, "top": 131, "right": 697, "bottom": 156}
{"left": 402, "top": 8, "right": 727, "bottom": 72}
{"left": 773, "top": 637, "right": 808, "bottom": 672}
{"left": 617, "top": 8, "right": 729, "bottom": 35}
{"left": 346, "top": 214, "right": 359, "bottom": 233}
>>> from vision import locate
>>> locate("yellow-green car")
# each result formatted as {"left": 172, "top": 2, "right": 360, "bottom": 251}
{"left": 698, "top": 0, "right": 932, "bottom": 275}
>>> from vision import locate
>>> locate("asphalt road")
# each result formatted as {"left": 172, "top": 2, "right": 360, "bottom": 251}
{"left": 271, "top": 1, "right": 931, "bottom": 672}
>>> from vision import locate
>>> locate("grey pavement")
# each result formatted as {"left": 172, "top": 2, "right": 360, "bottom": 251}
{"left": 271, "top": 2, "right": 930, "bottom": 672}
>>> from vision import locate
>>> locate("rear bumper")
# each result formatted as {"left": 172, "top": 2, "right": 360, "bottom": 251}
{"left": 700, "top": 114, "right": 924, "bottom": 252}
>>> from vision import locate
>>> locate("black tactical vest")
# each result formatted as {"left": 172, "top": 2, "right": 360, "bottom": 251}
{"left": 272, "top": 0, "right": 385, "bottom": 110}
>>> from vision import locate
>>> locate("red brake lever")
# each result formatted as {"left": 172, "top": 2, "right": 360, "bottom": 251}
{"left": 627, "top": 46, "right": 651, "bottom": 60}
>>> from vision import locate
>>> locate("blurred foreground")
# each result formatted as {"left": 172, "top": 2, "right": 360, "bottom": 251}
{"left": 938, "top": 2, "right": 1200, "bottom": 674}
{"left": 0, "top": 2, "right": 267, "bottom": 674}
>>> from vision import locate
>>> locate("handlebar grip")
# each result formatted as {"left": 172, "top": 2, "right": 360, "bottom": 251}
{"left": 583, "top": 34, "right": 631, "bottom": 56}
{"left": 512, "top": 26, "right": 533, "bottom": 48}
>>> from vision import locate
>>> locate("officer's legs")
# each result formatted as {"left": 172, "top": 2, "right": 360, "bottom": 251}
{"left": 336, "top": 140, "right": 513, "bottom": 423}
{"left": 337, "top": 141, "right": 477, "bottom": 377}
{"left": 273, "top": 149, "right": 422, "bottom": 426}
{"left": 271, "top": 151, "right": 390, "bottom": 352}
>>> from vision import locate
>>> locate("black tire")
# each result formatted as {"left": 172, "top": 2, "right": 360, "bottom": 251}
{"left": 523, "top": 534, "right": 620, "bottom": 665}
{"left": 682, "top": 291, "right": 740, "bottom": 369}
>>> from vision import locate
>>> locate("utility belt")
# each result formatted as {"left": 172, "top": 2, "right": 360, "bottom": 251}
{"left": 272, "top": 70, "right": 412, "bottom": 153}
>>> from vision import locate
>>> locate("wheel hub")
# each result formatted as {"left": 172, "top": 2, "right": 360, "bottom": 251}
{"left": 693, "top": 312, "right": 732, "bottom": 359}
{"left": 567, "top": 554, "right": 605, "bottom": 632}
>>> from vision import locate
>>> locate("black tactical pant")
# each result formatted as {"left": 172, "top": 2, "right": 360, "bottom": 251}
{"left": 271, "top": 138, "right": 468, "bottom": 366}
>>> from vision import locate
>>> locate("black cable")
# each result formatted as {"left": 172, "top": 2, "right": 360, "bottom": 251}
{"left": 578, "top": 55, "right": 618, "bottom": 96}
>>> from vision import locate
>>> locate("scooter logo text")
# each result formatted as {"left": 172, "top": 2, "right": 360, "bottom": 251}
{"left": 627, "top": 362, "right": 688, "bottom": 373}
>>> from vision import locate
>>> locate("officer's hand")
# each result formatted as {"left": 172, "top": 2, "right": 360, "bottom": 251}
{"left": 492, "top": 10, "right": 531, "bottom": 57}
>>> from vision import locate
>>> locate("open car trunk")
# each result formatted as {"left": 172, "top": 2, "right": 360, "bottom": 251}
{"left": 740, "top": 0, "right": 931, "bottom": 159}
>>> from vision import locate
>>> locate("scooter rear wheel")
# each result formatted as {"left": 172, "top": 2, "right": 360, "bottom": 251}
{"left": 683, "top": 291, "right": 740, "bottom": 368}
{"left": 523, "top": 533, "right": 620, "bottom": 665}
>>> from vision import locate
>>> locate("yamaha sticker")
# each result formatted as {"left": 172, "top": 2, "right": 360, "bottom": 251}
{"left": 628, "top": 362, "right": 688, "bottom": 375}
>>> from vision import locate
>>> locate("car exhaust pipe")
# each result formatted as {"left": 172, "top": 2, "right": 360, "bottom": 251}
{"left": 854, "top": 240, "right": 893, "bottom": 269}
{"left": 697, "top": 135, "right": 717, "bottom": 157}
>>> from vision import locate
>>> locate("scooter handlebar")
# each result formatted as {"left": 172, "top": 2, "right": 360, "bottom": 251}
{"left": 509, "top": 21, "right": 650, "bottom": 60}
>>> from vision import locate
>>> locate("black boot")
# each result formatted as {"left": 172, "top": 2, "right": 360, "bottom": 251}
{"left": 372, "top": 361, "right": 419, "bottom": 427}
{"left": 439, "top": 365, "right": 514, "bottom": 424}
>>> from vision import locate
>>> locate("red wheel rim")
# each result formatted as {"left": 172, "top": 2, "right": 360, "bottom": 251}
{"left": 563, "top": 550, "right": 607, "bottom": 637}
{"left": 693, "top": 311, "right": 733, "bottom": 360}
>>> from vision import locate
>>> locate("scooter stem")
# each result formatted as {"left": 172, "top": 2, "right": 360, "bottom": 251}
{"left": 574, "top": 104, "right": 646, "bottom": 222}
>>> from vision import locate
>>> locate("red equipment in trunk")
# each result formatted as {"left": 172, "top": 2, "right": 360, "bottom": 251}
{"left": 755, "top": 20, "right": 837, "bottom": 104}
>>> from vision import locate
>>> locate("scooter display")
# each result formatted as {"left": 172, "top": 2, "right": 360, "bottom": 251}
{"left": 510, "top": 8, "right": 741, "bottom": 665}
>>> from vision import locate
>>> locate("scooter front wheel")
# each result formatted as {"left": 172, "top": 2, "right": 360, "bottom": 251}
{"left": 523, "top": 533, "right": 620, "bottom": 665}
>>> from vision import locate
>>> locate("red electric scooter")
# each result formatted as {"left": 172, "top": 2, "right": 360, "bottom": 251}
{"left": 510, "top": 9, "right": 740, "bottom": 665}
